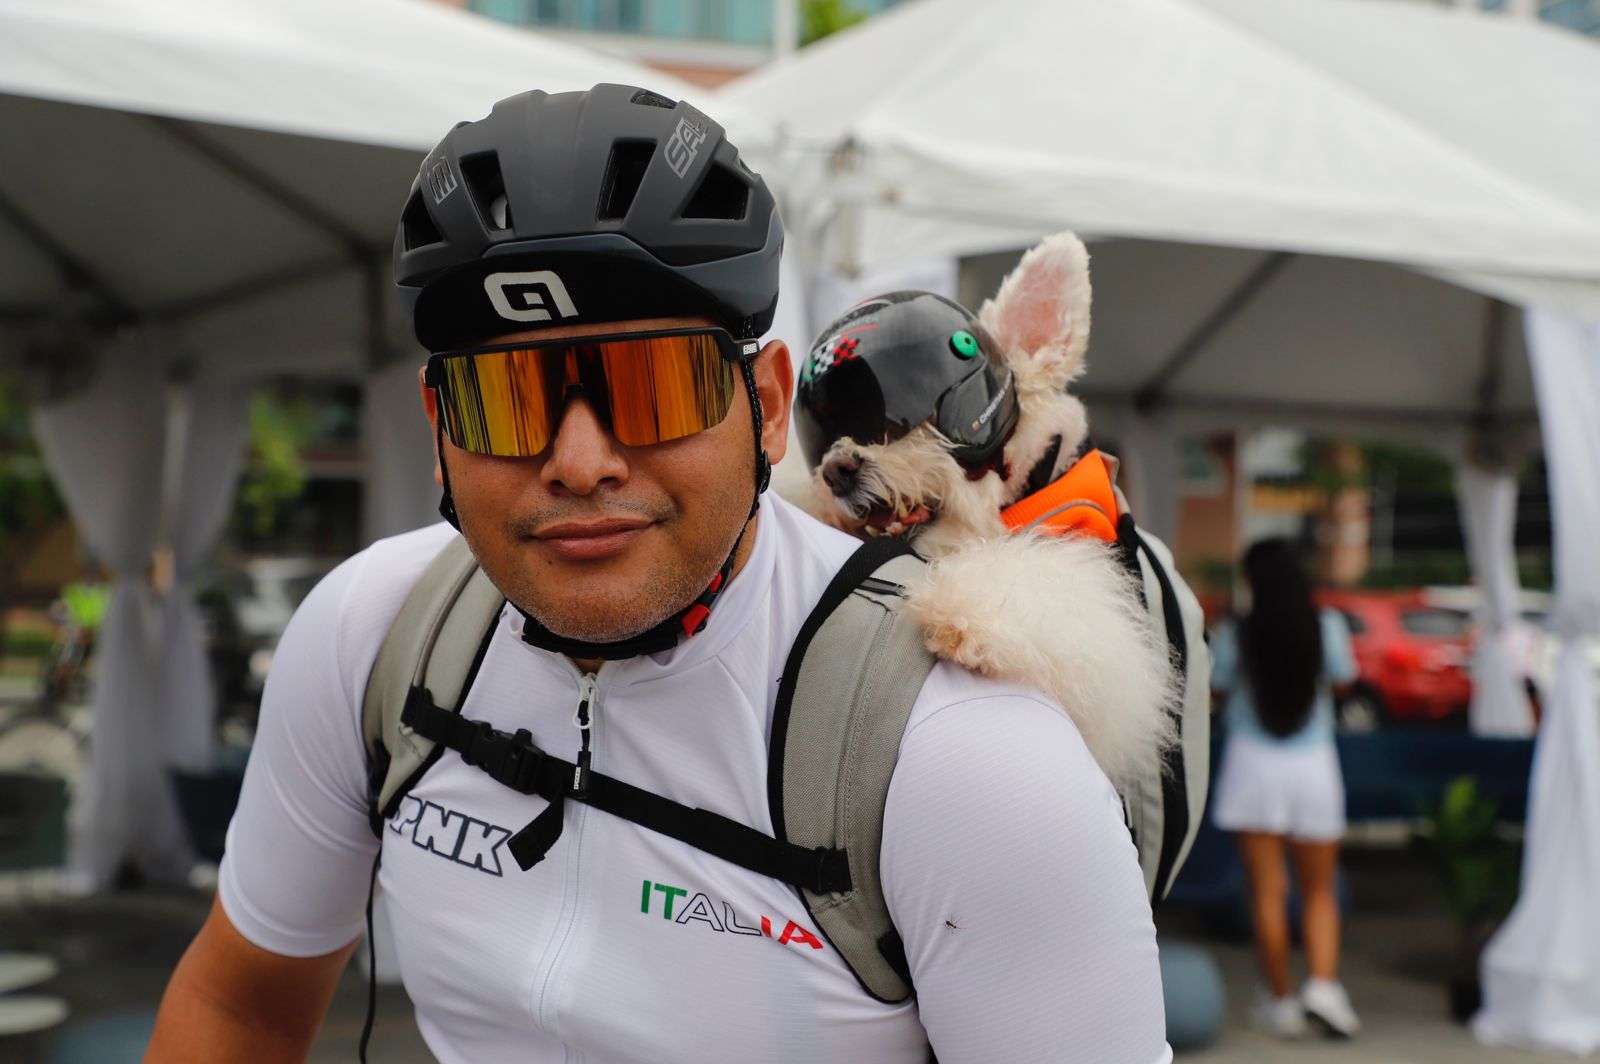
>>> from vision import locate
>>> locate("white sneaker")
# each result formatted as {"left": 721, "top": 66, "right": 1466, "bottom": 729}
{"left": 1301, "top": 978, "right": 1361, "bottom": 1038}
{"left": 1252, "top": 992, "right": 1307, "bottom": 1039}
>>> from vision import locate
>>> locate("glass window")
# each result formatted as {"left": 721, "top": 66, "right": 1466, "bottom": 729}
{"left": 1399, "top": 608, "right": 1471, "bottom": 637}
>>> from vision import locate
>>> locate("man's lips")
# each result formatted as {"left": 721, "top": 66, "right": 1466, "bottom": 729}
{"left": 531, "top": 517, "right": 654, "bottom": 561}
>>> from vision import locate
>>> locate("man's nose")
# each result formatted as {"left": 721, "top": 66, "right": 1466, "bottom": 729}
{"left": 539, "top": 397, "right": 628, "bottom": 496}
{"left": 822, "top": 454, "right": 861, "bottom": 498}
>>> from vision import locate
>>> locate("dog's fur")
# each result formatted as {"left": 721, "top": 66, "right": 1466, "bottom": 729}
{"left": 807, "top": 233, "right": 1177, "bottom": 788}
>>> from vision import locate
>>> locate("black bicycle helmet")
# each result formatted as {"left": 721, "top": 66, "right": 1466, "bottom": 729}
{"left": 795, "top": 291, "right": 1019, "bottom": 472}
{"left": 396, "top": 84, "right": 778, "bottom": 661}
{"left": 394, "top": 83, "right": 782, "bottom": 351}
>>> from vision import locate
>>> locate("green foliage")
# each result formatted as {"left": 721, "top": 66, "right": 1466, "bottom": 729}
{"left": 0, "top": 371, "right": 64, "bottom": 555}
{"left": 235, "top": 392, "right": 316, "bottom": 540}
{"left": 802, "top": 0, "right": 867, "bottom": 45}
{"left": 1191, "top": 555, "right": 1236, "bottom": 596}
{"left": 1415, "top": 776, "right": 1521, "bottom": 929}
{"left": 59, "top": 582, "right": 109, "bottom": 630}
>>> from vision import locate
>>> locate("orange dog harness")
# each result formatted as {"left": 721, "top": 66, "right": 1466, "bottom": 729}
{"left": 999, "top": 449, "right": 1120, "bottom": 543}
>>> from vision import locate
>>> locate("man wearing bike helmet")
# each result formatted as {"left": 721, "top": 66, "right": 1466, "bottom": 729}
{"left": 149, "top": 86, "right": 1168, "bottom": 1063}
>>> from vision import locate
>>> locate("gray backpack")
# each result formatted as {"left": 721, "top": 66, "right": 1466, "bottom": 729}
{"left": 361, "top": 525, "right": 1207, "bottom": 1006}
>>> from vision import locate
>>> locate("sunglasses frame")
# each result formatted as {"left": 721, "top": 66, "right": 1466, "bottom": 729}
{"left": 424, "top": 326, "right": 763, "bottom": 385}
{"left": 423, "top": 326, "right": 764, "bottom": 456}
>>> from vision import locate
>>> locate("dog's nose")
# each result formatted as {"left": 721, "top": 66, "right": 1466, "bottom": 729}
{"left": 822, "top": 455, "right": 861, "bottom": 498}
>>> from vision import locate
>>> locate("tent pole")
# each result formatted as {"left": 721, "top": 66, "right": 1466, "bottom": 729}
{"left": 1469, "top": 297, "right": 1511, "bottom": 465}
{"left": 1133, "top": 251, "right": 1293, "bottom": 412}
{"left": 364, "top": 257, "right": 390, "bottom": 372}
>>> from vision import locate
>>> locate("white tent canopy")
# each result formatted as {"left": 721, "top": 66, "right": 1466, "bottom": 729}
{"left": 0, "top": 0, "right": 715, "bottom": 887}
{"left": 722, "top": 0, "right": 1600, "bottom": 317}
{"left": 0, "top": 0, "right": 722, "bottom": 379}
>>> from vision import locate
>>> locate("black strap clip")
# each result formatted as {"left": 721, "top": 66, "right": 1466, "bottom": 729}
{"left": 808, "top": 846, "right": 853, "bottom": 895}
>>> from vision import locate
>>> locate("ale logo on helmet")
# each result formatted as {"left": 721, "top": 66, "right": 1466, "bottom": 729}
{"left": 484, "top": 271, "right": 579, "bottom": 323}
{"left": 664, "top": 117, "right": 709, "bottom": 179}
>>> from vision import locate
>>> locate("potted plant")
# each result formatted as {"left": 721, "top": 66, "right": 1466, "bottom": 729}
{"left": 1414, "top": 776, "right": 1521, "bottom": 1022}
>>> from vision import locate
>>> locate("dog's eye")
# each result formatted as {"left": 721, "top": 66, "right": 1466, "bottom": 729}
{"left": 950, "top": 331, "right": 980, "bottom": 359}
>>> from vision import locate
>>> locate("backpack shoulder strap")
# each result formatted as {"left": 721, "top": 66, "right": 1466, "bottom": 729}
{"left": 1112, "top": 512, "right": 1212, "bottom": 902}
{"left": 770, "top": 536, "right": 937, "bottom": 1004}
{"left": 361, "top": 535, "right": 505, "bottom": 833}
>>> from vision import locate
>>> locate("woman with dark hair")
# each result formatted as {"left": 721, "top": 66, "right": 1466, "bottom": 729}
{"left": 1211, "top": 538, "right": 1360, "bottom": 1040}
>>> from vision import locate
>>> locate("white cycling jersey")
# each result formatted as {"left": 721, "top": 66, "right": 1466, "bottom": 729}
{"left": 218, "top": 494, "right": 1171, "bottom": 1064}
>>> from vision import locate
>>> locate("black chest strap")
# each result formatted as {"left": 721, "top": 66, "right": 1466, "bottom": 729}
{"left": 400, "top": 689, "right": 853, "bottom": 895}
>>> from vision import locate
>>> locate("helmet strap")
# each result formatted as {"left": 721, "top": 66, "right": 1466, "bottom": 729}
{"left": 436, "top": 415, "right": 461, "bottom": 531}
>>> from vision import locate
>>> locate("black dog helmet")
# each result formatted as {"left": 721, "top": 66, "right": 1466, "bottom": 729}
{"left": 795, "top": 291, "right": 1018, "bottom": 472}
{"left": 393, "top": 83, "right": 782, "bottom": 351}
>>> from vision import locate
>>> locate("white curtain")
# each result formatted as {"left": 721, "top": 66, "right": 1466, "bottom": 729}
{"left": 362, "top": 358, "right": 439, "bottom": 545}
{"left": 30, "top": 342, "right": 170, "bottom": 888}
{"left": 1455, "top": 462, "right": 1536, "bottom": 737}
{"left": 156, "top": 375, "right": 251, "bottom": 777}
{"left": 1475, "top": 310, "right": 1600, "bottom": 1054}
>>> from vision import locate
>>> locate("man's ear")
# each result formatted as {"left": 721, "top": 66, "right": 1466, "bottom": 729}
{"left": 418, "top": 365, "right": 444, "bottom": 488}
{"left": 751, "top": 340, "right": 793, "bottom": 467}
{"left": 977, "top": 231, "right": 1092, "bottom": 389}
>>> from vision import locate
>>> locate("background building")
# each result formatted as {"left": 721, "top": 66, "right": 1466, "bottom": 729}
{"left": 434, "top": 0, "right": 908, "bottom": 86}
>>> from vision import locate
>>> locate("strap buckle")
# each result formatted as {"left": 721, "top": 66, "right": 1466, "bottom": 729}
{"left": 506, "top": 728, "right": 544, "bottom": 793}
{"left": 457, "top": 719, "right": 497, "bottom": 770}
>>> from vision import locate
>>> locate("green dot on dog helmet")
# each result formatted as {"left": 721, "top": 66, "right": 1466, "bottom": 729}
{"left": 950, "top": 330, "right": 980, "bottom": 358}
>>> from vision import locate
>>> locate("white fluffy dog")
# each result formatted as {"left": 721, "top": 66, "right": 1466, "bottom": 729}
{"left": 803, "top": 233, "right": 1178, "bottom": 788}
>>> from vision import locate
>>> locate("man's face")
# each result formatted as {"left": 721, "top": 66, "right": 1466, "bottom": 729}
{"left": 420, "top": 315, "right": 792, "bottom": 645}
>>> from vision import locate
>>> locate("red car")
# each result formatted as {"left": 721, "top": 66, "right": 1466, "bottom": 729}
{"left": 1314, "top": 589, "right": 1473, "bottom": 730}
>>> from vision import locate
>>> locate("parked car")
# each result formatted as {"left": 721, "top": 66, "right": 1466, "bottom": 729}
{"left": 1315, "top": 589, "right": 1473, "bottom": 731}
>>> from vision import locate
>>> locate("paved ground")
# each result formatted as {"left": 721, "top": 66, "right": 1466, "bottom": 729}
{"left": 0, "top": 849, "right": 1576, "bottom": 1062}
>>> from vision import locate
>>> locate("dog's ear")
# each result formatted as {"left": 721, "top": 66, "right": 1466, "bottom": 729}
{"left": 977, "top": 231, "right": 1091, "bottom": 389}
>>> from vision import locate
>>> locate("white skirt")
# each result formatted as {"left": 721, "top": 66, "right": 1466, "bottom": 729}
{"left": 1212, "top": 734, "right": 1346, "bottom": 842}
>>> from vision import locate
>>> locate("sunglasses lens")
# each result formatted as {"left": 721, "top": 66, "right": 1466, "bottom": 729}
{"left": 599, "top": 333, "right": 737, "bottom": 447}
{"left": 435, "top": 332, "right": 738, "bottom": 457}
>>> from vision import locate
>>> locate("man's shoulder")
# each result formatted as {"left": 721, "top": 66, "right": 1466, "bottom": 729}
{"left": 901, "top": 661, "right": 1116, "bottom": 801}
{"left": 760, "top": 493, "right": 863, "bottom": 620}
{"left": 292, "top": 521, "right": 461, "bottom": 685}
{"left": 765, "top": 492, "right": 861, "bottom": 571}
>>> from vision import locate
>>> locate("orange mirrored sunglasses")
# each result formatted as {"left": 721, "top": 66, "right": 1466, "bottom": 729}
{"left": 425, "top": 328, "right": 760, "bottom": 458}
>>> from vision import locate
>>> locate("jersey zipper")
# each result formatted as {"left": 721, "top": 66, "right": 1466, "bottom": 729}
{"left": 572, "top": 672, "right": 596, "bottom": 798}
{"left": 533, "top": 670, "right": 601, "bottom": 1055}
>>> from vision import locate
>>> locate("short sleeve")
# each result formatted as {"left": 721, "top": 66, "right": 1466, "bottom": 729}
{"left": 216, "top": 554, "right": 381, "bottom": 957}
{"left": 881, "top": 671, "right": 1171, "bottom": 1064}
{"left": 1209, "top": 619, "right": 1238, "bottom": 692}
{"left": 1320, "top": 608, "right": 1358, "bottom": 686}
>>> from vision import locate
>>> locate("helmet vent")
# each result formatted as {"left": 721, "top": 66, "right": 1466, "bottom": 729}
{"left": 683, "top": 164, "right": 749, "bottom": 221}
{"left": 630, "top": 89, "right": 675, "bottom": 109}
{"left": 400, "top": 190, "right": 444, "bottom": 250}
{"left": 597, "top": 139, "right": 656, "bottom": 221}
{"left": 460, "top": 151, "right": 513, "bottom": 232}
